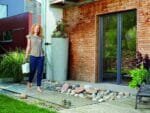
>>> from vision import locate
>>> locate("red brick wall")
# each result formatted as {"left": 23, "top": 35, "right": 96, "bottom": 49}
{"left": 138, "top": 0, "right": 150, "bottom": 55}
{"left": 63, "top": 0, "right": 150, "bottom": 82}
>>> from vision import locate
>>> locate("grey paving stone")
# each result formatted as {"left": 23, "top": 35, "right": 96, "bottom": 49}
{"left": 0, "top": 83, "right": 97, "bottom": 108}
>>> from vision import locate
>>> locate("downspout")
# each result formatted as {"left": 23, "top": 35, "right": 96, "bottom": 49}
{"left": 42, "top": 0, "right": 52, "bottom": 79}
{"left": 41, "top": 0, "right": 47, "bottom": 78}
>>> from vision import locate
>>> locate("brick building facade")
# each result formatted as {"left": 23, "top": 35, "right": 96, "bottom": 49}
{"left": 62, "top": 0, "right": 150, "bottom": 82}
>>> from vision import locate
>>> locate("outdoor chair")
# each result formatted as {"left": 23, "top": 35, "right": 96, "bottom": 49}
{"left": 135, "top": 76, "right": 150, "bottom": 109}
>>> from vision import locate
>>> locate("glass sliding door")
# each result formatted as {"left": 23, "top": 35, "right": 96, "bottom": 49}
{"left": 102, "top": 14, "right": 117, "bottom": 82}
{"left": 100, "top": 10, "right": 136, "bottom": 84}
{"left": 121, "top": 11, "right": 136, "bottom": 83}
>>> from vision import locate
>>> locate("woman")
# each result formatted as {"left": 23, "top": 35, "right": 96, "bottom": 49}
{"left": 25, "top": 24, "right": 44, "bottom": 92}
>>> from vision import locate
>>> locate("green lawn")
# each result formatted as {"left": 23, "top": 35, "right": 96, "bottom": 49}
{"left": 0, "top": 94, "right": 57, "bottom": 113}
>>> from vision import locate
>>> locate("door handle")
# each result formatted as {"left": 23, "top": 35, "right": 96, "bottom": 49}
{"left": 45, "top": 42, "right": 52, "bottom": 45}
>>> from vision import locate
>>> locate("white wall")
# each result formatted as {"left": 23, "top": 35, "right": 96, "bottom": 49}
{"left": 41, "top": 0, "right": 63, "bottom": 80}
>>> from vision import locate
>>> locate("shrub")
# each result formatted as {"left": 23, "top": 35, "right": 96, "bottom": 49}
{"left": 129, "top": 66, "right": 149, "bottom": 88}
{"left": 52, "top": 20, "right": 67, "bottom": 38}
{"left": 0, "top": 50, "right": 24, "bottom": 82}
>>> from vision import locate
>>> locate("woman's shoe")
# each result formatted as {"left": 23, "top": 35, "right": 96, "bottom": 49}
{"left": 37, "top": 86, "right": 42, "bottom": 93}
{"left": 27, "top": 82, "right": 32, "bottom": 89}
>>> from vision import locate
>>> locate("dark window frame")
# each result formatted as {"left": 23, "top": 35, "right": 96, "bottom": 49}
{"left": 99, "top": 9, "right": 137, "bottom": 84}
{"left": 0, "top": 30, "right": 13, "bottom": 43}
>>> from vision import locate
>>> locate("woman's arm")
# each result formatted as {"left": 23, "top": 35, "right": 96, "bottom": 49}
{"left": 25, "top": 38, "right": 31, "bottom": 59}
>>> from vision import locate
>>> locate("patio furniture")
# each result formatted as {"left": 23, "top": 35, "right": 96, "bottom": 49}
{"left": 135, "top": 77, "right": 150, "bottom": 109}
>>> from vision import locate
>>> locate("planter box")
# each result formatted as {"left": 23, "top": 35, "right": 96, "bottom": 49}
{"left": 52, "top": 37, "right": 69, "bottom": 81}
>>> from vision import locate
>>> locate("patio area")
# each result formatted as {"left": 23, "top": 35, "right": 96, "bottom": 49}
{"left": 0, "top": 80, "right": 149, "bottom": 113}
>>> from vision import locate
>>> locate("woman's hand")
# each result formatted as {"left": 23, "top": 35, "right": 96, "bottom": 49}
{"left": 24, "top": 56, "right": 28, "bottom": 63}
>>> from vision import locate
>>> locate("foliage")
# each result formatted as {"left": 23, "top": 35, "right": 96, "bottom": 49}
{"left": 123, "top": 26, "right": 136, "bottom": 51}
{"left": 0, "top": 94, "right": 57, "bottom": 113}
{"left": 52, "top": 20, "right": 67, "bottom": 38}
{"left": 129, "top": 66, "right": 149, "bottom": 88}
{"left": 104, "top": 29, "right": 117, "bottom": 59}
{"left": 0, "top": 50, "right": 24, "bottom": 82}
{"left": 103, "top": 15, "right": 117, "bottom": 71}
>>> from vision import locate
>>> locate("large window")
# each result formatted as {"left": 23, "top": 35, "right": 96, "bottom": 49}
{"left": 100, "top": 10, "right": 136, "bottom": 84}
{"left": 0, "top": 4, "right": 7, "bottom": 19}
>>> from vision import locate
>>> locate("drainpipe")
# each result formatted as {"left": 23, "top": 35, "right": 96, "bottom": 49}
{"left": 41, "top": 0, "right": 47, "bottom": 79}
{"left": 42, "top": 0, "right": 52, "bottom": 80}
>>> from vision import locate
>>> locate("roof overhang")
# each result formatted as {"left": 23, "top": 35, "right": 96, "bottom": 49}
{"left": 50, "top": 0, "right": 78, "bottom": 7}
{"left": 50, "top": 0, "right": 97, "bottom": 8}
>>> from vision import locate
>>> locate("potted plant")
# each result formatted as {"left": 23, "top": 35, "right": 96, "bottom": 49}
{"left": 51, "top": 20, "right": 69, "bottom": 81}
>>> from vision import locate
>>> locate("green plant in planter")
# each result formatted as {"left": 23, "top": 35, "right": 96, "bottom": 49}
{"left": 129, "top": 66, "right": 149, "bottom": 88}
{"left": 0, "top": 50, "right": 24, "bottom": 82}
{"left": 52, "top": 20, "right": 67, "bottom": 38}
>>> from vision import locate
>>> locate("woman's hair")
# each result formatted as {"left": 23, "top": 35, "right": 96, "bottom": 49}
{"left": 30, "top": 24, "right": 43, "bottom": 38}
